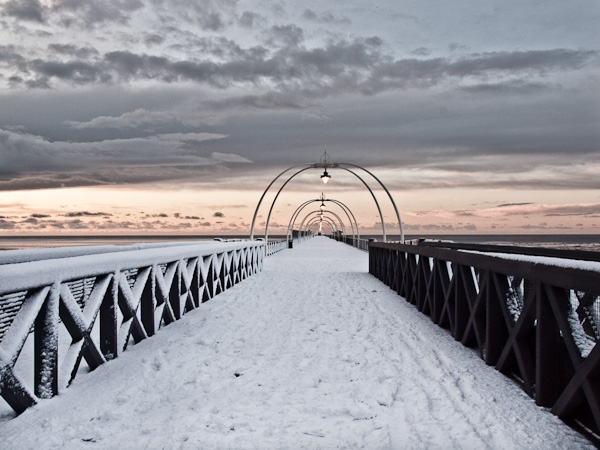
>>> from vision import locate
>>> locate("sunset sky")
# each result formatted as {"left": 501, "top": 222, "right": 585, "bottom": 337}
{"left": 1, "top": 0, "right": 599, "bottom": 237}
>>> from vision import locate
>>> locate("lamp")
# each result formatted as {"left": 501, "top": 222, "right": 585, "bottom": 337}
{"left": 320, "top": 169, "right": 331, "bottom": 184}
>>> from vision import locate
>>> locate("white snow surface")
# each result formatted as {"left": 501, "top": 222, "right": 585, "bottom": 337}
{"left": 0, "top": 237, "right": 593, "bottom": 449}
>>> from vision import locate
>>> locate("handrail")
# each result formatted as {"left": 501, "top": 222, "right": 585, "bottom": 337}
{"left": 369, "top": 241, "right": 600, "bottom": 436}
{"left": 0, "top": 241, "right": 264, "bottom": 414}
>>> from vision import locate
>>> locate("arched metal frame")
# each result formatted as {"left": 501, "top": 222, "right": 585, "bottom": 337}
{"left": 306, "top": 218, "right": 335, "bottom": 235}
{"left": 287, "top": 198, "right": 359, "bottom": 241}
{"left": 306, "top": 218, "right": 336, "bottom": 235}
{"left": 299, "top": 210, "right": 346, "bottom": 236}
{"left": 250, "top": 160, "right": 404, "bottom": 243}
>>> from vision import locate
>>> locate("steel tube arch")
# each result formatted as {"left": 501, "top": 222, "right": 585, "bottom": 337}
{"left": 250, "top": 164, "right": 312, "bottom": 241}
{"left": 303, "top": 213, "right": 339, "bottom": 232}
{"left": 263, "top": 166, "right": 313, "bottom": 243}
{"left": 340, "top": 163, "right": 404, "bottom": 243}
{"left": 338, "top": 167, "right": 387, "bottom": 241}
{"left": 299, "top": 210, "right": 346, "bottom": 236}
{"left": 250, "top": 159, "right": 403, "bottom": 243}
{"left": 300, "top": 212, "right": 343, "bottom": 235}
{"left": 306, "top": 218, "right": 335, "bottom": 235}
{"left": 286, "top": 198, "right": 358, "bottom": 241}
{"left": 306, "top": 217, "right": 336, "bottom": 232}
{"left": 265, "top": 165, "right": 386, "bottom": 242}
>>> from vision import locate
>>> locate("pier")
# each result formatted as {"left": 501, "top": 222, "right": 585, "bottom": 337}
{"left": 0, "top": 237, "right": 597, "bottom": 448}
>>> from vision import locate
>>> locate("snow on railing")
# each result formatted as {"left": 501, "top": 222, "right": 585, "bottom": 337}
{"left": 0, "top": 240, "right": 264, "bottom": 415}
{"left": 328, "top": 235, "right": 370, "bottom": 252}
{"left": 265, "top": 239, "right": 287, "bottom": 256}
{"left": 369, "top": 240, "right": 600, "bottom": 437}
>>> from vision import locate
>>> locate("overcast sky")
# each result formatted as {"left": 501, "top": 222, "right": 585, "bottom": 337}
{"left": 1, "top": 0, "right": 599, "bottom": 236}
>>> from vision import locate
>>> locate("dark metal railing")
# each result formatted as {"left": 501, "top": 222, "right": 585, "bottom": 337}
{"left": 0, "top": 241, "right": 264, "bottom": 415}
{"left": 328, "top": 234, "right": 370, "bottom": 251}
{"left": 369, "top": 241, "right": 600, "bottom": 436}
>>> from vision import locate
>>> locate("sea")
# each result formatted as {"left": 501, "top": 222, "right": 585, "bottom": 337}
{"left": 0, "top": 234, "right": 599, "bottom": 252}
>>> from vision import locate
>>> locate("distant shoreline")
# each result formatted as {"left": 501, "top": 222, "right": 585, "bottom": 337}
{"left": 1, "top": 233, "right": 599, "bottom": 251}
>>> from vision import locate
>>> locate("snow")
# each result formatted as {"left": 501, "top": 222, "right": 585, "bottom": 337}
{"left": 461, "top": 249, "right": 600, "bottom": 272}
{"left": 0, "top": 241, "right": 262, "bottom": 295}
{"left": 0, "top": 237, "right": 593, "bottom": 449}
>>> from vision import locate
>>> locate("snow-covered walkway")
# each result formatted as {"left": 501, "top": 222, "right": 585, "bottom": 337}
{"left": 0, "top": 237, "right": 593, "bottom": 449}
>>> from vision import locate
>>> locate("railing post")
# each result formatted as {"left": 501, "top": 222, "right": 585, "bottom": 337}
{"left": 141, "top": 267, "right": 156, "bottom": 337}
{"left": 100, "top": 274, "right": 119, "bottom": 360}
{"left": 34, "top": 284, "right": 59, "bottom": 399}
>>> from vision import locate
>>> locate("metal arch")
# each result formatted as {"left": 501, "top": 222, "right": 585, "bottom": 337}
{"left": 311, "top": 221, "right": 334, "bottom": 235}
{"left": 302, "top": 213, "right": 340, "bottom": 233}
{"left": 286, "top": 198, "right": 358, "bottom": 241}
{"left": 263, "top": 167, "right": 314, "bottom": 243}
{"left": 305, "top": 217, "right": 334, "bottom": 234}
{"left": 250, "top": 159, "right": 404, "bottom": 243}
{"left": 299, "top": 210, "right": 346, "bottom": 236}
{"left": 306, "top": 217, "right": 336, "bottom": 235}
{"left": 303, "top": 211, "right": 346, "bottom": 234}
{"left": 250, "top": 164, "right": 312, "bottom": 240}
{"left": 329, "top": 199, "right": 360, "bottom": 239}
{"left": 305, "top": 217, "right": 336, "bottom": 233}
{"left": 337, "top": 166, "right": 388, "bottom": 241}
{"left": 286, "top": 199, "right": 321, "bottom": 238}
{"left": 308, "top": 221, "right": 334, "bottom": 235}
{"left": 338, "top": 162, "right": 404, "bottom": 243}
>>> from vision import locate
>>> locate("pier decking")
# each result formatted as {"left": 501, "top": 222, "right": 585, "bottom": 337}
{"left": 0, "top": 237, "right": 592, "bottom": 449}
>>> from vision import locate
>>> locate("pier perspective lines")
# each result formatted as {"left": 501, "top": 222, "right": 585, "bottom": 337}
{"left": 0, "top": 237, "right": 594, "bottom": 449}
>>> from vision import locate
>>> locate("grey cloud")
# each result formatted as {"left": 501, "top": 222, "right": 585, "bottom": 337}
{"left": 61, "top": 211, "right": 112, "bottom": 217}
{"left": 0, "top": 128, "right": 253, "bottom": 190}
{"left": 48, "top": 44, "right": 99, "bottom": 59}
{"left": 29, "top": 59, "right": 106, "bottom": 85}
{"left": 65, "top": 109, "right": 179, "bottom": 130}
{"left": 52, "top": 0, "right": 144, "bottom": 27}
{"left": 0, "top": 219, "right": 16, "bottom": 229}
{"left": 460, "top": 81, "right": 551, "bottom": 95}
{"left": 11, "top": 39, "right": 597, "bottom": 99}
{"left": 497, "top": 203, "right": 535, "bottom": 208}
{"left": 301, "top": 9, "right": 351, "bottom": 25}
{"left": 2, "top": 0, "right": 46, "bottom": 23}
{"left": 164, "top": 0, "right": 238, "bottom": 31}
{"left": 411, "top": 47, "right": 432, "bottom": 56}
{"left": 144, "top": 34, "right": 166, "bottom": 47}
{"left": 266, "top": 24, "right": 305, "bottom": 48}
{"left": 0, "top": 45, "right": 26, "bottom": 68}
{"left": 238, "top": 11, "right": 264, "bottom": 28}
